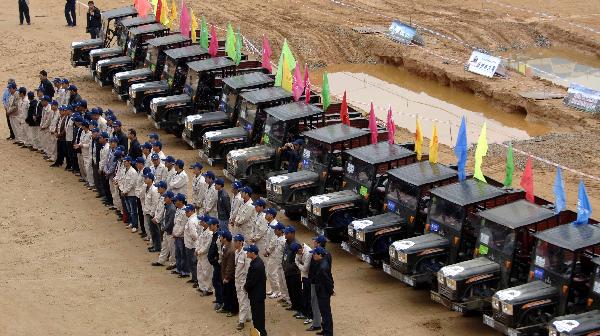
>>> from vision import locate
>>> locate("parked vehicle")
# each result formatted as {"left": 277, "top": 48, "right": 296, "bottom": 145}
{"left": 343, "top": 161, "right": 459, "bottom": 267}
{"left": 483, "top": 223, "right": 600, "bottom": 336}
{"left": 549, "top": 309, "right": 600, "bottom": 336}
{"left": 386, "top": 178, "right": 524, "bottom": 287}
{"left": 182, "top": 72, "right": 274, "bottom": 149}
{"left": 112, "top": 34, "right": 191, "bottom": 100}
{"left": 127, "top": 45, "right": 208, "bottom": 114}
{"left": 303, "top": 141, "right": 416, "bottom": 242}
{"left": 71, "top": 6, "right": 137, "bottom": 67}
{"left": 431, "top": 200, "right": 576, "bottom": 313}
{"left": 199, "top": 86, "right": 294, "bottom": 165}
{"left": 149, "top": 57, "right": 263, "bottom": 134}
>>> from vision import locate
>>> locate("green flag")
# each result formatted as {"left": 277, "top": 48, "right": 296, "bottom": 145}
{"left": 274, "top": 39, "right": 296, "bottom": 86}
{"left": 322, "top": 72, "right": 331, "bottom": 111}
{"left": 225, "top": 23, "right": 236, "bottom": 61}
{"left": 234, "top": 27, "right": 242, "bottom": 65}
{"left": 504, "top": 142, "right": 514, "bottom": 187}
{"left": 200, "top": 16, "right": 209, "bottom": 49}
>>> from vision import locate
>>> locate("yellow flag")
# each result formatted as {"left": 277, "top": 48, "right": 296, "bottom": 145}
{"left": 190, "top": 10, "right": 199, "bottom": 43}
{"left": 160, "top": 0, "right": 170, "bottom": 26}
{"left": 282, "top": 53, "right": 293, "bottom": 92}
{"left": 429, "top": 123, "right": 439, "bottom": 164}
{"left": 473, "top": 122, "right": 488, "bottom": 182}
{"left": 415, "top": 118, "right": 423, "bottom": 161}
{"left": 169, "top": 0, "right": 177, "bottom": 29}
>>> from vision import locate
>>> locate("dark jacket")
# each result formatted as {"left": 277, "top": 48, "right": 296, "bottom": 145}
{"left": 283, "top": 238, "right": 300, "bottom": 276}
{"left": 74, "top": 127, "right": 83, "bottom": 153}
{"left": 34, "top": 102, "right": 43, "bottom": 126}
{"left": 113, "top": 130, "right": 128, "bottom": 152}
{"left": 87, "top": 7, "right": 102, "bottom": 29}
{"left": 128, "top": 139, "right": 142, "bottom": 160}
{"left": 221, "top": 242, "right": 236, "bottom": 281}
{"left": 314, "top": 258, "right": 334, "bottom": 296}
{"left": 26, "top": 99, "right": 37, "bottom": 126}
{"left": 39, "top": 79, "right": 55, "bottom": 98}
{"left": 68, "top": 93, "right": 82, "bottom": 106}
{"left": 208, "top": 232, "right": 220, "bottom": 266}
{"left": 244, "top": 256, "right": 266, "bottom": 302}
{"left": 217, "top": 189, "right": 231, "bottom": 221}
{"left": 309, "top": 251, "right": 332, "bottom": 283}
{"left": 162, "top": 203, "right": 176, "bottom": 234}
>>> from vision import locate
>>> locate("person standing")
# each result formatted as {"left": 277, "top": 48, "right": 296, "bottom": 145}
{"left": 250, "top": 200, "right": 268, "bottom": 253}
{"left": 40, "top": 100, "right": 57, "bottom": 161}
{"left": 143, "top": 173, "right": 161, "bottom": 252}
{"left": 312, "top": 247, "right": 334, "bottom": 336}
{"left": 172, "top": 193, "right": 189, "bottom": 277}
{"left": 38, "top": 71, "right": 55, "bottom": 98}
{"left": 195, "top": 216, "right": 214, "bottom": 296}
{"left": 293, "top": 242, "right": 312, "bottom": 321}
{"left": 152, "top": 188, "right": 175, "bottom": 267}
{"left": 163, "top": 156, "right": 176, "bottom": 189}
{"left": 127, "top": 129, "right": 141, "bottom": 159}
{"left": 134, "top": 157, "right": 148, "bottom": 238}
{"left": 190, "top": 162, "right": 207, "bottom": 210}
{"left": 263, "top": 208, "right": 277, "bottom": 296}
{"left": 244, "top": 244, "right": 267, "bottom": 336}
{"left": 24, "top": 91, "right": 37, "bottom": 150}
{"left": 86, "top": 1, "right": 102, "bottom": 38}
{"left": 18, "top": 0, "right": 31, "bottom": 25}
{"left": 233, "top": 234, "right": 251, "bottom": 330}
{"left": 207, "top": 219, "right": 223, "bottom": 310}
{"left": 111, "top": 120, "right": 128, "bottom": 152}
{"left": 120, "top": 156, "right": 140, "bottom": 232}
{"left": 170, "top": 160, "right": 189, "bottom": 196}
{"left": 218, "top": 231, "right": 238, "bottom": 316}
{"left": 233, "top": 187, "right": 255, "bottom": 239}
{"left": 307, "top": 235, "right": 328, "bottom": 331}
{"left": 202, "top": 171, "right": 217, "bottom": 217}
{"left": 75, "top": 121, "right": 92, "bottom": 186}
{"left": 282, "top": 226, "right": 302, "bottom": 314}
{"left": 264, "top": 222, "right": 286, "bottom": 300}
{"left": 215, "top": 178, "right": 231, "bottom": 232}
{"left": 228, "top": 181, "right": 244, "bottom": 233}
{"left": 183, "top": 205, "right": 200, "bottom": 286}
{"left": 150, "top": 154, "right": 167, "bottom": 182}
{"left": 65, "top": 0, "right": 76, "bottom": 27}
{"left": 3, "top": 79, "right": 17, "bottom": 140}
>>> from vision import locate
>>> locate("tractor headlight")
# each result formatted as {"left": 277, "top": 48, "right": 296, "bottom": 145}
{"left": 548, "top": 328, "right": 558, "bottom": 336}
{"left": 446, "top": 279, "right": 457, "bottom": 290}
{"left": 306, "top": 203, "right": 311, "bottom": 212}
{"left": 186, "top": 122, "right": 193, "bottom": 131}
{"left": 96, "top": 63, "right": 102, "bottom": 72}
{"left": 313, "top": 207, "right": 321, "bottom": 216}
{"left": 502, "top": 303, "right": 513, "bottom": 315}
{"left": 356, "top": 231, "right": 365, "bottom": 242}
{"left": 265, "top": 181, "right": 272, "bottom": 191}
{"left": 492, "top": 297, "right": 500, "bottom": 310}
{"left": 347, "top": 228, "right": 354, "bottom": 237}
{"left": 389, "top": 246, "right": 396, "bottom": 258}
{"left": 129, "top": 89, "right": 136, "bottom": 98}
{"left": 398, "top": 252, "right": 407, "bottom": 263}
{"left": 150, "top": 100, "right": 157, "bottom": 112}
{"left": 273, "top": 185, "right": 282, "bottom": 194}
{"left": 113, "top": 76, "right": 120, "bottom": 86}
{"left": 437, "top": 273, "right": 445, "bottom": 285}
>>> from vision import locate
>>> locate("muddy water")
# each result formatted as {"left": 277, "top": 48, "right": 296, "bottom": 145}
{"left": 313, "top": 64, "right": 550, "bottom": 146}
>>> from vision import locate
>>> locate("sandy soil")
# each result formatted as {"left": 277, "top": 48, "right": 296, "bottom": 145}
{"left": 0, "top": 0, "right": 599, "bottom": 335}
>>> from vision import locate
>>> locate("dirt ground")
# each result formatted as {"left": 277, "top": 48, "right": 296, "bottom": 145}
{"left": 1, "top": 0, "right": 599, "bottom": 335}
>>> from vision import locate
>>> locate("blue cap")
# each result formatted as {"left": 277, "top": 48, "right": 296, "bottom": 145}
{"left": 190, "top": 162, "right": 203, "bottom": 169}
{"left": 109, "top": 136, "right": 119, "bottom": 143}
{"left": 135, "top": 157, "right": 145, "bottom": 164}
{"left": 284, "top": 226, "right": 296, "bottom": 234}
{"left": 68, "top": 85, "right": 77, "bottom": 91}
{"left": 220, "top": 231, "right": 232, "bottom": 240}
{"left": 241, "top": 186, "right": 253, "bottom": 194}
{"left": 61, "top": 78, "right": 70, "bottom": 84}
{"left": 214, "top": 178, "right": 225, "bottom": 186}
{"left": 232, "top": 181, "right": 243, "bottom": 189}
{"left": 123, "top": 156, "right": 132, "bottom": 162}
{"left": 243, "top": 244, "right": 259, "bottom": 254}
{"left": 233, "top": 234, "right": 245, "bottom": 242}
{"left": 7, "top": 83, "right": 17, "bottom": 89}
{"left": 264, "top": 208, "right": 277, "bottom": 216}
{"left": 163, "top": 156, "right": 175, "bottom": 163}
{"left": 162, "top": 190, "right": 174, "bottom": 198}
{"left": 151, "top": 153, "right": 160, "bottom": 160}
{"left": 293, "top": 139, "right": 305, "bottom": 145}
{"left": 203, "top": 171, "right": 215, "bottom": 179}
{"left": 253, "top": 199, "right": 266, "bottom": 207}
{"left": 312, "top": 235, "right": 327, "bottom": 244}
{"left": 290, "top": 242, "right": 302, "bottom": 253}
{"left": 149, "top": 133, "right": 159, "bottom": 139}
{"left": 174, "top": 159, "right": 184, "bottom": 167}
{"left": 42, "top": 95, "right": 51, "bottom": 102}
{"left": 27, "top": 91, "right": 35, "bottom": 99}
{"left": 91, "top": 127, "right": 100, "bottom": 133}
{"left": 310, "top": 246, "right": 327, "bottom": 255}
{"left": 77, "top": 100, "right": 87, "bottom": 108}
{"left": 116, "top": 145, "right": 125, "bottom": 151}
{"left": 114, "top": 150, "right": 123, "bottom": 158}
{"left": 112, "top": 120, "right": 122, "bottom": 127}
{"left": 90, "top": 108, "right": 100, "bottom": 115}
{"left": 142, "top": 167, "right": 151, "bottom": 175}
{"left": 144, "top": 173, "right": 155, "bottom": 180}
{"left": 153, "top": 141, "right": 162, "bottom": 149}
{"left": 53, "top": 77, "right": 61, "bottom": 83}
{"left": 72, "top": 101, "right": 81, "bottom": 107}
{"left": 18, "top": 87, "right": 27, "bottom": 94}
{"left": 208, "top": 218, "right": 219, "bottom": 225}
{"left": 142, "top": 142, "right": 153, "bottom": 149}
{"left": 100, "top": 131, "right": 109, "bottom": 139}
{"left": 270, "top": 222, "right": 285, "bottom": 231}
{"left": 81, "top": 120, "right": 89, "bottom": 127}
{"left": 184, "top": 204, "right": 195, "bottom": 212}
{"left": 197, "top": 214, "right": 210, "bottom": 222}
{"left": 51, "top": 100, "right": 59, "bottom": 106}
{"left": 107, "top": 115, "right": 117, "bottom": 122}
{"left": 174, "top": 193, "right": 186, "bottom": 202}
{"left": 89, "top": 120, "right": 98, "bottom": 127}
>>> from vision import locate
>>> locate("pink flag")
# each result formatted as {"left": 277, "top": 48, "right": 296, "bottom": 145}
{"left": 261, "top": 35, "right": 272, "bottom": 73}
{"left": 180, "top": 0, "right": 190, "bottom": 38}
{"left": 386, "top": 106, "right": 395, "bottom": 144}
{"left": 303, "top": 64, "right": 309, "bottom": 90}
{"left": 138, "top": 0, "right": 151, "bottom": 17}
{"left": 292, "top": 66, "right": 303, "bottom": 101}
{"left": 208, "top": 24, "right": 218, "bottom": 57}
{"left": 369, "top": 102, "right": 378, "bottom": 144}
{"left": 304, "top": 66, "right": 311, "bottom": 104}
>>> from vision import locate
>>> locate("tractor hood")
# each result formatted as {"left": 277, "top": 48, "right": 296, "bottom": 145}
{"left": 308, "top": 190, "right": 360, "bottom": 209}
{"left": 390, "top": 233, "right": 450, "bottom": 255}
{"left": 90, "top": 46, "right": 123, "bottom": 57}
{"left": 71, "top": 38, "right": 102, "bottom": 48}
{"left": 267, "top": 171, "right": 320, "bottom": 187}
{"left": 97, "top": 56, "right": 132, "bottom": 67}
{"left": 349, "top": 212, "right": 404, "bottom": 233}
{"left": 439, "top": 257, "right": 500, "bottom": 281}
{"left": 186, "top": 111, "right": 228, "bottom": 125}
{"left": 114, "top": 68, "right": 153, "bottom": 80}
{"left": 130, "top": 80, "right": 168, "bottom": 93}
{"left": 151, "top": 94, "right": 190, "bottom": 107}
{"left": 228, "top": 145, "right": 275, "bottom": 163}
{"left": 550, "top": 310, "right": 600, "bottom": 335}
{"left": 204, "top": 127, "right": 246, "bottom": 141}
{"left": 493, "top": 281, "right": 558, "bottom": 305}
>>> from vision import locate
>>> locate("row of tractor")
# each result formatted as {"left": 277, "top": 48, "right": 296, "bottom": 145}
{"left": 71, "top": 6, "right": 600, "bottom": 336}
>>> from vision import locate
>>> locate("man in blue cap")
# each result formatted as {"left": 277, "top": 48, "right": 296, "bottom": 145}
{"left": 134, "top": 157, "right": 149, "bottom": 239}
{"left": 311, "top": 246, "right": 334, "bottom": 336}
{"left": 265, "top": 222, "right": 286, "bottom": 300}
{"left": 57, "top": 79, "right": 68, "bottom": 106}
{"left": 50, "top": 105, "right": 68, "bottom": 167}
{"left": 201, "top": 171, "right": 217, "bottom": 217}
{"left": 195, "top": 215, "right": 214, "bottom": 295}
{"left": 171, "top": 193, "right": 189, "bottom": 276}
{"left": 218, "top": 230, "right": 238, "bottom": 316}
{"left": 67, "top": 86, "right": 82, "bottom": 106}
{"left": 283, "top": 226, "right": 302, "bottom": 313}
{"left": 307, "top": 235, "right": 329, "bottom": 330}
{"left": 148, "top": 133, "right": 159, "bottom": 144}
{"left": 263, "top": 208, "right": 278, "bottom": 297}
{"left": 152, "top": 141, "right": 166, "bottom": 160}
{"left": 183, "top": 204, "right": 200, "bottom": 283}
{"left": 120, "top": 156, "right": 140, "bottom": 232}
{"left": 141, "top": 142, "right": 153, "bottom": 167}
{"left": 143, "top": 172, "right": 161, "bottom": 251}
{"left": 292, "top": 242, "right": 312, "bottom": 321}
{"left": 234, "top": 234, "right": 251, "bottom": 330}
{"left": 64, "top": 104, "right": 75, "bottom": 171}
{"left": 150, "top": 153, "right": 167, "bottom": 182}
{"left": 250, "top": 199, "right": 269, "bottom": 254}
{"left": 24, "top": 91, "right": 38, "bottom": 150}
{"left": 215, "top": 178, "right": 230, "bottom": 231}
{"left": 229, "top": 181, "right": 244, "bottom": 230}
{"left": 190, "top": 162, "right": 207, "bottom": 210}
{"left": 3, "top": 80, "right": 17, "bottom": 140}
{"left": 14, "top": 87, "right": 29, "bottom": 147}
{"left": 103, "top": 136, "right": 120, "bottom": 207}
{"left": 89, "top": 107, "right": 107, "bottom": 132}
{"left": 234, "top": 186, "right": 255, "bottom": 240}
{"left": 170, "top": 159, "right": 189, "bottom": 196}
{"left": 111, "top": 120, "right": 128, "bottom": 151}
{"left": 207, "top": 219, "right": 223, "bottom": 309}
{"left": 40, "top": 100, "right": 59, "bottom": 161}
{"left": 153, "top": 187, "right": 176, "bottom": 267}
{"left": 163, "top": 156, "right": 176, "bottom": 189}
{"left": 75, "top": 120, "right": 93, "bottom": 187}
{"left": 244, "top": 244, "right": 267, "bottom": 336}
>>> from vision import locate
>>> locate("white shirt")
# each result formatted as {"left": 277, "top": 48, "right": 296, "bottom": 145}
{"left": 183, "top": 215, "right": 199, "bottom": 249}
{"left": 170, "top": 170, "right": 189, "bottom": 196}
{"left": 119, "top": 166, "right": 138, "bottom": 196}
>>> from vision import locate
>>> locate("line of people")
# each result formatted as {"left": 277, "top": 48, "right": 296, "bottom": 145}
{"left": 3, "top": 72, "right": 335, "bottom": 336}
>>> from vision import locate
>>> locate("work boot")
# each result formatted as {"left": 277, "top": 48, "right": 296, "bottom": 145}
{"left": 236, "top": 323, "right": 244, "bottom": 330}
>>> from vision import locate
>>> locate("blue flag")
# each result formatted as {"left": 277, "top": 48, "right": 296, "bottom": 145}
{"left": 553, "top": 167, "right": 566, "bottom": 214}
{"left": 454, "top": 116, "right": 468, "bottom": 181}
{"left": 575, "top": 179, "right": 591, "bottom": 225}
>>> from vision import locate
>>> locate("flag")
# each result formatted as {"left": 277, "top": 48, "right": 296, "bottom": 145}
{"left": 304, "top": 65, "right": 311, "bottom": 104}
{"left": 155, "top": 0, "right": 162, "bottom": 22}
{"left": 504, "top": 143, "right": 514, "bottom": 187}
{"left": 387, "top": 106, "right": 395, "bottom": 144}
{"left": 234, "top": 27, "right": 242, "bottom": 65}
{"left": 138, "top": 0, "right": 152, "bottom": 17}
{"left": 281, "top": 53, "right": 293, "bottom": 93}
{"left": 159, "top": 0, "right": 169, "bottom": 26}
{"left": 340, "top": 91, "right": 350, "bottom": 126}
{"left": 473, "top": 122, "right": 488, "bottom": 182}
{"left": 454, "top": 116, "right": 468, "bottom": 181}
{"left": 190, "top": 10, "right": 198, "bottom": 43}
{"left": 208, "top": 24, "right": 218, "bottom": 57}
{"left": 369, "top": 102, "right": 377, "bottom": 144}
{"left": 151, "top": 0, "right": 158, "bottom": 14}
{"left": 225, "top": 23, "right": 236, "bottom": 60}
{"left": 292, "top": 65, "right": 303, "bottom": 101}
{"left": 321, "top": 72, "right": 331, "bottom": 111}
{"left": 168, "top": 0, "right": 177, "bottom": 29}
{"left": 575, "top": 179, "right": 592, "bottom": 225}
{"left": 179, "top": 1, "right": 190, "bottom": 38}
{"left": 303, "top": 64, "right": 309, "bottom": 92}
{"left": 200, "top": 16, "right": 209, "bottom": 49}
{"left": 275, "top": 39, "right": 296, "bottom": 86}
{"left": 553, "top": 167, "right": 566, "bottom": 214}
{"left": 520, "top": 156, "right": 534, "bottom": 203}
{"left": 415, "top": 118, "right": 423, "bottom": 161}
{"left": 429, "top": 123, "right": 438, "bottom": 164}
{"left": 134, "top": 0, "right": 139, "bottom": 8}
{"left": 261, "top": 35, "right": 272, "bottom": 73}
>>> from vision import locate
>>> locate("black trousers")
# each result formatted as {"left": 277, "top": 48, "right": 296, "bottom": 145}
{"left": 65, "top": 3, "right": 76, "bottom": 26}
{"left": 212, "top": 264, "right": 223, "bottom": 304}
{"left": 65, "top": 141, "right": 73, "bottom": 169}
{"left": 186, "top": 247, "right": 197, "bottom": 282}
{"left": 317, "top": 293, "right": 333, "bottom": 336}
{"left": 102, "top": 175, "right": 113, "bottom": 204}
{"left": 285, "top": 274, "right": 303, "bottom": 312}
{"left": 147, "top": 215, "right": 161, "bottom": 250}
{"left": 223, "top": 279, "right": 239, "bottom": 313}
{"left": 18, "top": 1, "right": 30, "bottom": 24}
{"left": 250, "top": 297, "right": 267, "bottom": 336}
{"left": 89, "top": 27, "right": 100, "bottom": 39}
{"left": 92, "top": 162, "right": 102, "bottom": 194}
{"left": 301, "top": 277, "right": 313, "bottom": 318}
{"left": 136, "top": 198, "right": 145, "bottom": 234}
{"left": 6, "top": 115, "right": 15, "bottom": 139}
{"left": 54, "top": 139, "right": 67, "bottom": 165}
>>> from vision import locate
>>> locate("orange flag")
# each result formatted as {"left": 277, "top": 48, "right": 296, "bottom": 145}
{"left": 340, "top": 91, "right": 350, "bottom": 126}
